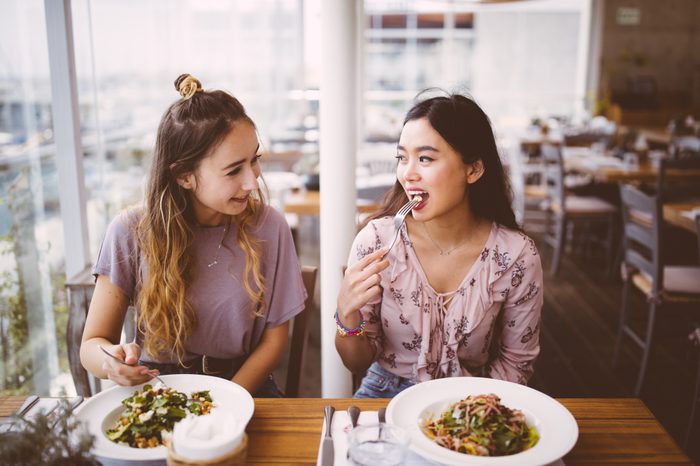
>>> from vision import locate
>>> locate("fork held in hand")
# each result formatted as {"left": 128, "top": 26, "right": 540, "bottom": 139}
{"left": 98, "top": 345, "right": 167, "bottom": 386}
{"left": 382, "top": 197, "right": 422, "bottom": 259}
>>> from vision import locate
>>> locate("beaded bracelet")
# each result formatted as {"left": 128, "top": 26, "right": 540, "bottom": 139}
{"left": 335, "top": 310, "right": 365, "bottom": 337}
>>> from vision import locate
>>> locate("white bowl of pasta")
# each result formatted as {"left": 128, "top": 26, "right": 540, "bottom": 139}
{"left": 386, "top": 377, "right": 577, "bottom": 466}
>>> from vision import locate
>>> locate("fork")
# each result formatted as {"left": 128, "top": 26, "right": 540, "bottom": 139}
{"left": 99, "top": 345, "right": 168, "bottom": 386}
{"left": 382, "top": 197, "right": 422, "bottom": 259}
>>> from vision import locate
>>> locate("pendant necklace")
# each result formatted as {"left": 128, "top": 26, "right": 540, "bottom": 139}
{"left": 423, "top": 223, "right": 468, "bottom": 256}
{"left": 207, "top": 219, "right": 231, "bottom": 268}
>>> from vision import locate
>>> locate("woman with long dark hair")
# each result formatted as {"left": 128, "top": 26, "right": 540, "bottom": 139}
{"left": 336, "top": 92, "right": 543, "bottom": 398}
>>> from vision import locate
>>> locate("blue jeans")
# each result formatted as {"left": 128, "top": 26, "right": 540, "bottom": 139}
{"left": 354, "top": 362, "right": 415, "bottom": 398}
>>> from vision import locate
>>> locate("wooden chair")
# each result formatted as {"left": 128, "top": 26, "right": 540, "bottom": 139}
{"left": 285, "top": 266, "right": 317, "bottom": 397}
{"left": 541, "top": 143, "right": 617, "bottom": 275}
{"left": 65, "top": 267, "right": 135, "bottom": 396}
{"left": 656, "top": 156, "right": 700, "bottom": 205}
{"left": 612, "top": 185, "right": 700, "bottom": 395}
{"left": 684, "top": 214, "right": 700, "bottom": 449}
{"left": 66, "top": 265, "right": 318, "bottom": 398}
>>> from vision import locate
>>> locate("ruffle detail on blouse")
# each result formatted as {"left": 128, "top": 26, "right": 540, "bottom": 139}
{"left": 388, "top": 225, "right": 410, "bottom": 283}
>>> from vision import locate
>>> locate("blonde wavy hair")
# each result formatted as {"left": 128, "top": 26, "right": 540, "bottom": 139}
{"left": 136, "top": 73, "right": 266, "bottom": 364}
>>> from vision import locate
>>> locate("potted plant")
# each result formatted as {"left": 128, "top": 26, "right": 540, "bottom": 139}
{"left": 0, "top": 401, "right": 100, "bottom": 465}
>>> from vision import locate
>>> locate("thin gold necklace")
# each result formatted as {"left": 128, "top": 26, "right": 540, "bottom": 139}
{"left": 207, "top": 219, "right": 231, "bottom": 268}
{"left": 422, "top": 223, "right": 468, "bottom": 256}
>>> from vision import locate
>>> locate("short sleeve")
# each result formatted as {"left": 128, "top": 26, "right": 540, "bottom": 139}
{"left": 261, "top": 208, "right": 307, "bottom": 328}
{"left": 487, "top": 233, "right": 543, "bottom": 384}
{"left": 93, "top": 210, "right": 140, "bottom": 302}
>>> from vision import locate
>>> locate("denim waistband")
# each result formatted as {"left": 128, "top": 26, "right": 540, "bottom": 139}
{"left": 368, "top": 361, "right": 414, "bottom": 386}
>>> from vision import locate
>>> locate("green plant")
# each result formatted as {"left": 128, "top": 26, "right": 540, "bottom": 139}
{"left": 0, "top": 401, "right": 99, "bottom": 465}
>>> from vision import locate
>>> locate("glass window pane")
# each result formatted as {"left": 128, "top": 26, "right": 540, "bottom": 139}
{"left": 69, "top": 0, "right": 308, "bottom": 259}
{"left": 0, "top": 0, "right": 68, "bottom": 396}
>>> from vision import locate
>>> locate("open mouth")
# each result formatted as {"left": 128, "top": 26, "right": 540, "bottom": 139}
{"left": 231, "top": 194, "right": 250, "bottom": 203}
{"left": 409, "top": 191, "right": 428, "bottom": 209}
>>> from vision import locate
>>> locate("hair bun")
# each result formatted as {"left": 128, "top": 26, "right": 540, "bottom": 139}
{"left": 174, "top": 74, "right": 203, "bottom": 100}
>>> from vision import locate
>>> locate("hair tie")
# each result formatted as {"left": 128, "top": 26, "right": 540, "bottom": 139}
{"left": 176, "top": 74, "right": 203, "bottom": 100}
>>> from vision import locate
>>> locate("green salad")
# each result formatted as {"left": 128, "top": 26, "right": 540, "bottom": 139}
{"left": 106, "top": 384, "right": 213, "bottom": 448}
{"left": 423, "top": 393, "right": 539, "bottom": 457}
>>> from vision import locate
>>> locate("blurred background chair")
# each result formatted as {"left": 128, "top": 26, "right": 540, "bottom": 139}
{"left": 685, "top": 214, "right": 700, "bottom": 449}
{"left": 612, "top": 185, "right": 700, "bottom": 395}
{"left": 541, "top": 143, "right": 617, "bottom": 275}
{"left": 656, "top": 156, "right": 700, "bottom": 204}
{"left": 66, "top": 265, "right": 318, "bottom": 397}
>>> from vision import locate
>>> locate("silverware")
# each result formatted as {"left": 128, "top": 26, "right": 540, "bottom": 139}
{"left": 377, "top": 406, "right": 387, "bottom": 439}
{"left": 320, "top": 405, "right": 335, "bottom": 466}
{"left": 15, "top": 395, "right": 39, "bottom": 417}
{"left": 346, "top": 405, "right": 361, "bottom": 460}
{"left": 99, "top": 345, "right": 167, "bottom": 385}
{"left": 348, "top": 405, "right": 360, "bottom": 428}
{"left": 382, "top": 197, "right": 422, "bottom": 259}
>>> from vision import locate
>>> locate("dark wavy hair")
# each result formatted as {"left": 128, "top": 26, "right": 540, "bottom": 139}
{"left": 365, "top": 91, "right": 519, "bottom": 230}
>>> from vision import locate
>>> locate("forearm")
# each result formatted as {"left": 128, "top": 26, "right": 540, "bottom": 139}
{"left": 80, "top": 337, "right": 117, "bottom": 379}
{"left": 335, "top": 334, "right": 376, "bottom": 375}
{"left": 232, "top": 323, "right": 288, "bottom": 394}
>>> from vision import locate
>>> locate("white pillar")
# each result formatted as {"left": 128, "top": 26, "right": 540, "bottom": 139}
{"left": 319, "top": 0, "right": 359, "bottom": 397}
{"left": 45, "top": 0, "right": 90, "bottom": 278}
{"left": 585, "top": 0, "right": 605, "bottom": 112}
{"left": 574, "top": 0, "right": 593, "bottom": 116}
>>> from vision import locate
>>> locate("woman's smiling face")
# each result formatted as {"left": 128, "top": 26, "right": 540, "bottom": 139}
{"left": 396, "top": 117, "right": 475, "bottom": 221}
{"left": 178, "top": 121, "right": 262, "bottom": 226}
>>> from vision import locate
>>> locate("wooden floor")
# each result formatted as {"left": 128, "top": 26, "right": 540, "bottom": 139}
{"left": 288, "top": 216, "right": 700, "bottom": 463}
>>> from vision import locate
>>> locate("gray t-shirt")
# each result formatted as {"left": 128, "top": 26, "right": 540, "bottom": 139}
{"left": 93, "top": 204, "right": 307, "bottom": 363}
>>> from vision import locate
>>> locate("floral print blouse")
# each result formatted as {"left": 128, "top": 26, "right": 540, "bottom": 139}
{"left": 348, "top": 218, "right": 543, "bottom": 385}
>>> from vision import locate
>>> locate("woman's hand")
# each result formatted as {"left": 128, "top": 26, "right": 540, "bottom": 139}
{"left": 101, "top": 342, "right": 159, "bottom": 386}
{"left": 337, "top": 248, "right": 389, "bottom": 328}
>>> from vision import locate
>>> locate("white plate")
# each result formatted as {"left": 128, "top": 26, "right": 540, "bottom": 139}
{"left": 386, "top": 377, "right": 578, "bottom": 466}
{"left": 74, "top": 374, "right": 254, "bottom": 466}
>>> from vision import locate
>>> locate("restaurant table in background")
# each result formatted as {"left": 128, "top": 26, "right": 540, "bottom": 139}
{"left": 664, "top": 202, "right": 700, "bottom": 233}
{"left": 563, "top": 147, "right": 700, "bottom": 183}
{"left": 0, "top": 396, "right": 692, "bottom": 465}
{"left": 283, "top": 190, "right": 380, "bottom": 216}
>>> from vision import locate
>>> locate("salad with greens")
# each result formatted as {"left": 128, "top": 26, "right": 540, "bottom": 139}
{"left": 422, "top": 393, "right": 539, "bottom": 457}
{"left": 106, "top": 383, "right": 213, "bottom": 448}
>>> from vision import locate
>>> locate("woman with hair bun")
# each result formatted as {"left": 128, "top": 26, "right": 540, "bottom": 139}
{"left": 81, "top": 74, "right": 306, "bottom": 396}
{"left": 336, "top": 91, "right": 543, "bottom": 398}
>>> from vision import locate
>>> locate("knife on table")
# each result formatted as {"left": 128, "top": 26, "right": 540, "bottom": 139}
{"left": 320, "top": 405, "right": 335, "bottom": 466}
{"left": 15, "top": 395, "right": 39, "bottom": 417}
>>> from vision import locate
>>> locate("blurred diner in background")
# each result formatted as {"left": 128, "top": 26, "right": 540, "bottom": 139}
{"left": 1, "top": 0, "right": 700, "bottom": 463}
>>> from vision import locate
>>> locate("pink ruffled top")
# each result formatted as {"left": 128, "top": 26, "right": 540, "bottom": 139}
{"left": 348, "top": 218, "right": 543, "bottom": 384}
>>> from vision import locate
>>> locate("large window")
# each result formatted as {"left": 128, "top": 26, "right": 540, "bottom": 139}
{"left": 362, "top": 0, "right": 588, "bottom": 141}
{"left": 0, "top": 0, "right": 64, "bottom": 395}
{"left": 70, "top": 0, "right": 308, "bottom": 260}
{"left": 0, "top": 0, "right": 307, "bottom": 396}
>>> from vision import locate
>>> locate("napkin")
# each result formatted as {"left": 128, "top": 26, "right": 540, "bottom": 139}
{"left": 172, "top": 410, "right": 244, "bottom": 461}
{"left": 316, "top": 410, "right": 566, "bottom": 466}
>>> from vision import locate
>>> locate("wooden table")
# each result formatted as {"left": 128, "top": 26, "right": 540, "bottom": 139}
{"left": 664, "top": 202, "right": 700, "bottom": 233}
{"left": 565, "top": 156, "right": 700, "bottom": 184}
{"left": 283, "top": 190, "right": 380, "bottom": 216}
{"left": 2, "top": 396, "right": 690, "bottom": 465}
